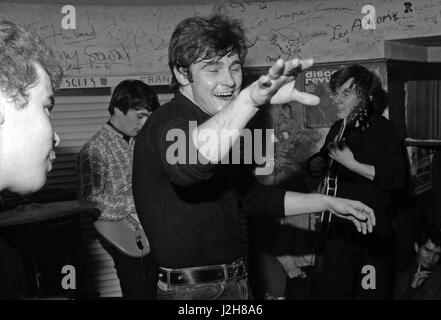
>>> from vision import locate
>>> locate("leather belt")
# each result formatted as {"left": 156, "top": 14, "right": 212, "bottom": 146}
{"left": 158, "top": 258, "right": 247, "bottom": 286}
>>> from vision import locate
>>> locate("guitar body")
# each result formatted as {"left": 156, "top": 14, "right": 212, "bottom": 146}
{"left": 94, "top": 215, "right": 150, "bottom": 258}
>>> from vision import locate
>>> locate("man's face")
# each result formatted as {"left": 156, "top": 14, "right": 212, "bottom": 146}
{"left": 115, "top": 108, "right": 151, "bottom": 137}
{"left": 178, "top": 53, "right": 242, "bottom": 116}
{"left": 0, "top": 62, "right": 59, "bottom": 194}
{"left": 416, "top": 240, "right": 441, "bottom": 269}
{"left": 330, "top": 78, "right": 360, "bottom": 120}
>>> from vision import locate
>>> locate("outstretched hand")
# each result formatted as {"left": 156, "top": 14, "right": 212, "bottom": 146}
{"left": 326, "top": 196, "right": 376, "bottom": 234}
{"left": 248, "top": 58, "right": 320, "bottom": 107}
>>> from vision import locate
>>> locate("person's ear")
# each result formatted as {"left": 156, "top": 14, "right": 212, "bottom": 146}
{"left": 114, "top": 107, "right": 124, "bottom": 117}
{"left": 414, "top": 242, "right": 419, "bottom": 253}
{"left": 173, "top": 67, "right": 190, "bottom": 86}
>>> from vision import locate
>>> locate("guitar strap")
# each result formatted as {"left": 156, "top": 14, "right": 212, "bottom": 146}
{"left": 335, "top": 118, "right": 347, "bottom": 144}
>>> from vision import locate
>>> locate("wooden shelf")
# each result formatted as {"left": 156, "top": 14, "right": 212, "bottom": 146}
{"left": 405, "top": 139, "right": 441, "bottom": 147}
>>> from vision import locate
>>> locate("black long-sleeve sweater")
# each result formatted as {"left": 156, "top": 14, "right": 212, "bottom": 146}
{"left": 133, "top": 92, "right": 285, "bottom": 268}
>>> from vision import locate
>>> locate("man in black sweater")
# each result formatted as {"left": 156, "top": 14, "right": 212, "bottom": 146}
{"left": 133, "top": 14, "right": 375, "bottom": 300}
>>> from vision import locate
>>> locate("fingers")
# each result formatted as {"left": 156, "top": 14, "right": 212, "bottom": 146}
{"left": 347, "top": 216, "right": 362, "bottom": 233}
{"left": 254, "top": 57, "right": 318, "bottom": 106}
{"left": 257, "top": 74, "right": 272, "bottom": 89}
{"left": 266, "top": 58, "right": 314, "bottom": 81}
{"left": 419, "top": 271, "right": 431, "bottom": 277}
{"left": 291, "top": 88, "right": 320, "bottom": 105}
{"left": 267, "top": 59, "right": 287, "bottom": 80}
{"left": 328, "top": 150, "right": 336, "bottom": 160}
{"left": 354, "top": 200, "right": 376, "bottom": 227}
{"left": 284, "top": 58, "right": 314, "bottom": 77}
{"left": 331, "top": 198, "right": 375, "bottom": 234}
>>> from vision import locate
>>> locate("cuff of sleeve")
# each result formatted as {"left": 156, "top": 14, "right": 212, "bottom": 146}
{"left": 372, "top": 161, "right": 388, "bottom": 187}
{"left": 264, "top": 186, "right": 286, "bottom": 219}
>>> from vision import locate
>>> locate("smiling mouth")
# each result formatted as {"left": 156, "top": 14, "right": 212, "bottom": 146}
{"left": 214, "top": 92, "right": 234, "bottom": 99}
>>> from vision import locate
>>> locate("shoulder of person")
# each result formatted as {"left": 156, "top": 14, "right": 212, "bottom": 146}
{"left": 78, "top": 126, "right": 108, "bottom": 154}
{"left": 152, "top": 97, "right": 196, "bottom": 123}
{"left": 370, "top": 114, "right": 394, "bottom": 127}
{"left": 370, "top": 115, "right": 401, "bottom": 135}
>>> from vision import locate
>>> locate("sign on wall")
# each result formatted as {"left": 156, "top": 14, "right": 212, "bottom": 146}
{"left": 303, "top": 68, "right": 338, "bottom": 128}
{"left": 59, "top": 74, "right": 172, "bottom": 89}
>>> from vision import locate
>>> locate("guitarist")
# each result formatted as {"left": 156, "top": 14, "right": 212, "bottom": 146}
{"left": 77, "top": 80, "right": 160, "bottom": 299}
{"left": 308, "top": 65, "right": 406, "bottom": 299}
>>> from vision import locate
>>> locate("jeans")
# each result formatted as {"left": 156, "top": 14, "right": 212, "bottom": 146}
{"left": 157, "top": 278, "right": 251, "bottom": 300}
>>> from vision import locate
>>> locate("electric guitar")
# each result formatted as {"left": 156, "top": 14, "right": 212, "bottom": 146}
{"left": 313, "top": 120, "right": 347, "bottom": 265}
{"left": 94, "top": 214, "right": 150, "bottom": 258}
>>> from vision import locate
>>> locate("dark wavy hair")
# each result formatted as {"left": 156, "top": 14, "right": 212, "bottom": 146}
{"left": 329, "top": 64, "right": 388, "bottom": 118}
{"left": 108, "top": 80, "right": 160, "bottom": 115}
{"left": 416, "top": 230, "right": 441, "bottom": 248}
{"left": 168, "top": 14, "right": 248, "bottom": 90}
{"left": 0, "top": 20, "right": 63, "bottom": 108}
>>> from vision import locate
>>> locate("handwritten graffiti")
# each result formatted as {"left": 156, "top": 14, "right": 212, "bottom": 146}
{"left": 329, "top": 24, "right": 350, "bottom": 43}
{"left": 270, "top": 28, "right": 327, "bottom": 56}
{"left": 57, "top": 49, "right": 81, "bottom": 73}
{"left": 84, "top": 44, "right": 131, "bottom": 69}
{"left": 62, "top": 25, "right": 96, "bottom": 45}
{"left": 404, "top": 2, "right": 413, "bottom": 13}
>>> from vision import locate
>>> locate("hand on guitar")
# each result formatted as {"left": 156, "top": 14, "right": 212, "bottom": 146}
{"left": 324, "top": 196, "right": 375, "bottom": 234}
{"left": 327, "top": 140, "right": 356, "bottom": 170}
{"left": 328, "top": 141, "right": 376, "bottom": 181}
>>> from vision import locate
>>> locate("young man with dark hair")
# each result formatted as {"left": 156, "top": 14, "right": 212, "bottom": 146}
{"left": 308, "top": 64, "right": 406, "bottom": 299}
{"left": 0, "top": 20, "right": 63, "bottom": 299}
{"left": 133, "top": 15, "right": 375, "bottom": 300}
{"left": 77, "top": 79, "right": 159, "bottom": 299}
{"left": 395, "top": 231, "right": 441, "bottom": 299}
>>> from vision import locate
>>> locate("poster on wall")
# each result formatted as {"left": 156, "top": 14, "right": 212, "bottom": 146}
{"left": 407, "top": 146, "right": 434, "bottom": 195}
{"left": 303, "top": 68, "right": 338, "bottom": 128}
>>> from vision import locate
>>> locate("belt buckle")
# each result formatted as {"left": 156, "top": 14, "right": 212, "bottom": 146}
{"left": 158, "top": 267, "right": 173, "bottom": 288}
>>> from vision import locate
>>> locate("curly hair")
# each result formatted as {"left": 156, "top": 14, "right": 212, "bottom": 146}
{"left": 168, "top": 14, "right": 248, "bottom": 90}
{"left": 108, "top": 79, "right": 160, "bottom": 115}
{"left": 0, "top": 20, "right": 63, "bottom": 108}
{"left": 329, "top": 64, "right": 388, "bottom": 117}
